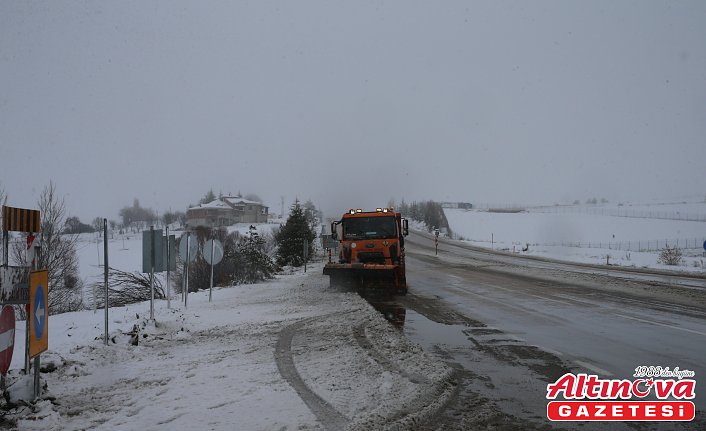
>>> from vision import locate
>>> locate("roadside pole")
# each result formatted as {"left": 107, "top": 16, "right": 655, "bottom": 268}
{"left": 104, "top": 219, "right": 109, "bottom": 346}
{"left": 31, "top": 244, "right": 38, "bottom": 396}
{"left": 434, "top": 228, "right": 440, "bottom": 255}
{"left": 185, "top": 231, "right": 190, "bottom": 309}
{"left": 181, "top": 259, "right": 186, "bottom": 303}
{"left": 149, "top": 226, "right": 155, "bottom": 321}
{"left": 166, "top": 226, "right": 170, "bottom": 309}
{"left": 1, "top": 227, "right": 6, "bottom": 393}
{"left": 25, "top": 234, "right": 36, "bottom": 374}
{"left": 303, "top": 239, "right": 308, "bottom": 273}
{"left": 2, "top": 228, "right": 7, "bottom": 266}
{"left": 209, "top": 234, "right": 215, "bottom": 302}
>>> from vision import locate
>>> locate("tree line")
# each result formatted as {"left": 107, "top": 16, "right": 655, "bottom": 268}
{"left": 394, "top": 199, "right": 452, "bottom": 236}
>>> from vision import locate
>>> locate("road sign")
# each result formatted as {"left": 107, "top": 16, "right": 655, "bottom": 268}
{"left": 203, "top": 239, "right": 224, "bottom": 265}
{"left": 703, "top": 240, "right": 706, "bottom": 251}
{"left": 0, "top": 266, "right": 29, "bottom": 304}
{"left": 142, "top": 229, "right": 164, "bottom": 273}
{"left": 163, "top": 235, "right": 177, "bottom": 271}
{"left": 29, "top": 270, "right": 48, "bottom": 359}
{"left": 2, "top": 206, "right": 40, "bottom": 233}
{"left": 178, "top": 233, "right": 198, "bottom": 263}
{"left": 0, "top": 305, "right": 15, "bottom": 376}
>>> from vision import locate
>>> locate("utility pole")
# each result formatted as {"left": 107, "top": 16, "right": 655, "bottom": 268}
{"left": 166, "top": 226, "right": 170, "bottom": 309}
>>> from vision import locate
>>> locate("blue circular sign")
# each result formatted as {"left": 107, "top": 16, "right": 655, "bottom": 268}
{"left": 34, "top": 284, "right": 46, "bottom": 339}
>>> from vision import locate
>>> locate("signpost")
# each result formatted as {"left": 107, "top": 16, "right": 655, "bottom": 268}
{"left": 178, "top": 232, "right": 197, "bottom": 307}
{"left": 203, "top": 239, "right": 223, "bottom": 302}
{"left": 2, "top": 205, "right": 41, "bottom": 384}
{"left": 29, "top": 271, "right": 48, "bottom": 358}
{"left": 29, "top": 270, "right": 48, "bottom": 399}
{"left": 103, "top": 219, "right": 109, "bottom": 346}
{"left": 141, "top": 228, "right": 177, "bottom": 317}
{"left": 2, "top": 206, "right": 40, "bottom": 233}
{"left": 165, "top": 227, "right": 174, "bottom": 309}
{"left": 178, "top": 232, "right": 198, "bottom": 263}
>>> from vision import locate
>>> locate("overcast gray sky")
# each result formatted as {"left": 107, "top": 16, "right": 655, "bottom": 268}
{"left": 1, "top": 1, "right": 705, "bottom": 221}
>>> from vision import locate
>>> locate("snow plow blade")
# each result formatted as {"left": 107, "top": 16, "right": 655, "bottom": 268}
{"left": 323, "top": 263, "right": 407, "bottom": 293}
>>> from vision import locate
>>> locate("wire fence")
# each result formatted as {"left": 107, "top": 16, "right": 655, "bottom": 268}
{"left": 540, "top": 237, "right": 706, "bottom": 252}
{"left": 530, "top": 206, "right": 706, "bottom": 222}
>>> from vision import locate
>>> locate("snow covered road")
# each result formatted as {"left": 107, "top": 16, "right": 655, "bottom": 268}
{"left": 3, "top": 263, "right": 452, "bottom": 430}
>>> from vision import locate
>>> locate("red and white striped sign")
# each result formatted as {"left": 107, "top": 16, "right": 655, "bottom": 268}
{"left": 0, "top": 305, "right": 16, "bottom": 376}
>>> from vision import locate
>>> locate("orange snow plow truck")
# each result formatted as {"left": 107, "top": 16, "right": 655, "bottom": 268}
{"left": 323, "top": 208, "right": 409, "bottom": 294}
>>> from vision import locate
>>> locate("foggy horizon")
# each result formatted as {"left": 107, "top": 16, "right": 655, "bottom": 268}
{"left": 2, "top": 1, "right": 705, "bottom": 222}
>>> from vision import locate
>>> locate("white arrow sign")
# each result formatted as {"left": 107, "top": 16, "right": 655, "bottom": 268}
{"left": 35, "top": 302, "right": 44, "bottom": 327}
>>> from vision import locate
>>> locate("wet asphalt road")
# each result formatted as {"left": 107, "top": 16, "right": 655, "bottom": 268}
{"left": 366, "top": 232, "right": 706, "bottom": 430}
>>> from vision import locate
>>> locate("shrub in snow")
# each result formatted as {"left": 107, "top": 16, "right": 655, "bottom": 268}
{"left": 658, "top": 246, "right": 684, "bottom": 266}
{"left": 174, "top": 225, "right": 277, "bottom": 291}
{"left": 91, "top": 268, "right": 165, "bottom": 307}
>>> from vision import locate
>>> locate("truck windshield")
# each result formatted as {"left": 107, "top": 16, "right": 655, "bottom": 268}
{"left": 343, "top": 216, "right": 397, "bottom": 240}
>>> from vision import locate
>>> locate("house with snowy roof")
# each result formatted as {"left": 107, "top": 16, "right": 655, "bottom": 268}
{"left": 186, "top": 195, "right": 269, "bottom": 227}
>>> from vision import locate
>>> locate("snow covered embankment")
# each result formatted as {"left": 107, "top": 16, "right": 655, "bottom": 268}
{"left": 5, "top": 263, "right": 452, "bottom": 430}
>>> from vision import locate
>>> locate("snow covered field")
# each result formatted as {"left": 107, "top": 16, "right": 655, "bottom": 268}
{"left": 4, "top": 264, "right": 452, "bottom": 429}
{"left": 445, "top": 203, "right": 706, "bottom": 273}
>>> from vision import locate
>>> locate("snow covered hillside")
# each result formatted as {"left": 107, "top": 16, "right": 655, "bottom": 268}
{"left": 445, "top": 202, "right": 706, "bottom": 272}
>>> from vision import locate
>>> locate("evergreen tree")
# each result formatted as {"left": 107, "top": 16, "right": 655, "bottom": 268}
{"left": 275, "top": 200, "right": 316, "bottom": 267}
{"left": 303, "top": 199, "right": 319, "bottom": 230}
{"left": 200, "top": 189, "right": 217, "bottom": 204}
{"left": 238, "top": 225, "right": 277, "bottom": 282}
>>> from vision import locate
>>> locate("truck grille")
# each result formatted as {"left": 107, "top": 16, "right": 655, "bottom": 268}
{"left": 357, "top": 252, "right": 385, "bottom": 264}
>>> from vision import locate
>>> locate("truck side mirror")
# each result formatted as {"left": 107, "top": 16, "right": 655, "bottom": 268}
{"left": 330, "top": 222, "right": 337, "bottom": 240}
{"left": 402, "top": 219, "right": 409, "bottom": 236}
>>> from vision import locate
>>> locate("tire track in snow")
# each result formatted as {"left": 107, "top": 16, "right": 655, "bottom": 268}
{"left": 275, "top": 316, "right": 349, "bottom": 431}
{"left": 349, "top": 322, "right": 458, "bottom": 431}
{"left": 352, "top": 323, "right": 429, "bottom": 385}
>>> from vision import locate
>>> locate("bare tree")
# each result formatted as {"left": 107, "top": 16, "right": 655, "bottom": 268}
{"left": 12, "top": 181, "right": 83, "bottom": 314}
